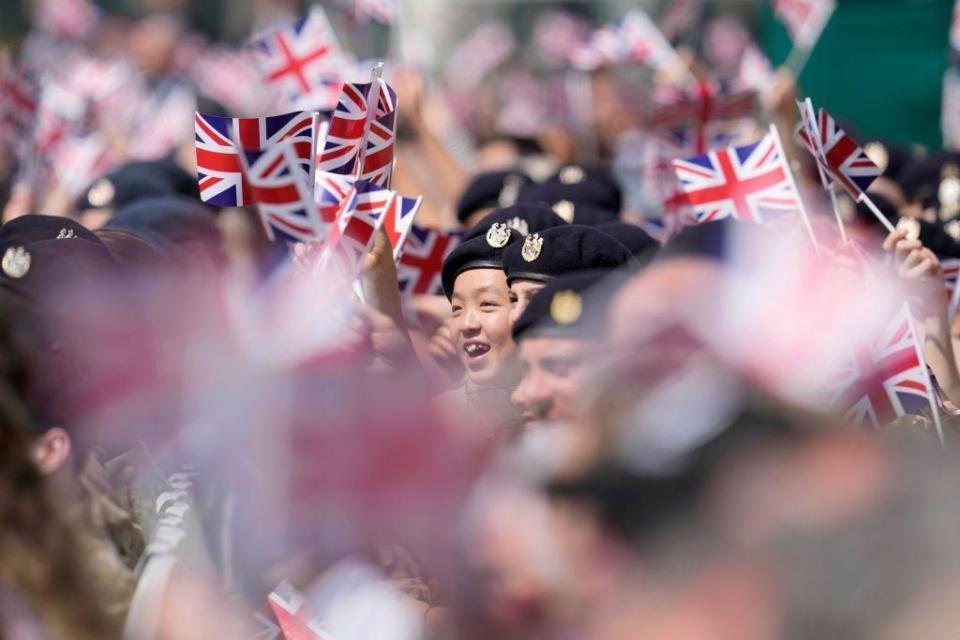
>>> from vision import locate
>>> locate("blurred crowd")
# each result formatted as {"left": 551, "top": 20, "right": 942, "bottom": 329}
{"left": 3, "top": 0, "right": 960, "bottom": 639}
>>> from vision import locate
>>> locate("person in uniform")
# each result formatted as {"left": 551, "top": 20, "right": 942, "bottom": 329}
{"left": 501, "top": 224, "right": 637, "bottom": 322}
{"left": 510, "top": 269, "right": 625, "bottom": 427}
{"left": 518, "top": 164, "right": 623, "bottom": 225}
{"left": 460, "top": 202, "right": 568, "bottom": 241}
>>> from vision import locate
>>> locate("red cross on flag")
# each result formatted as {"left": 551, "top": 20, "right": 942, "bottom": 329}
{"left": 250, "top": 6, "right": 347, "bottom": 111}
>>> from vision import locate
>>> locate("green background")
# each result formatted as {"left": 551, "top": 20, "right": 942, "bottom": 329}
{"left": 762, "top": 0, "right": 953, "bottom": 148}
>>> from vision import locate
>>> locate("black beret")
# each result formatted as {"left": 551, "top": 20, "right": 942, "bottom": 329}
{"left": 106, "top": 195, "right": 220, "bottom": 255}
{"left": 512, "top": 269, "right": 624, "bottom": 341}
{"left": 519, "top": 164, "right": 623, "bottom": 214}
{"left": 0, "top": 237, "right": 118, "bottom": 304}
{"left": 462, "top": 203, "right": 568, "bottom": 241}
{"left": 898, "top": 152, "right": 960, "bottom": 212}
{"left": 653, "top": 219, "right": 734, "bottom": 265}
{"left": 502, "top": 224, "right": 637, "bottom": 285}
{"left": 861, "top": 139, "right": 915, "bottom": 183}
{"left": 853, "top": 193, "right": 898, "bottom": 230}
{"left": 77, "top": 163, "right": 179, "bottom": 212}
{"left": 0, "top": 214, "right": 101, "bottom": 246}
{"left": 916, "top": 219, "right": 960, "bottom": 258}
{"left": 120, "top": 159, "right": 201, "bottom": 200}
{"left": 456, "top": 170, "right": 533, "bottom": 223}
{"left": 441, "top": 225, "right": 522, "bottom": 300}
{"left": 595, "top": 222, "right": 658, "bottom": 260}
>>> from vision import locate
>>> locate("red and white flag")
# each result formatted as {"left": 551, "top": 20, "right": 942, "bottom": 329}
{"left": 671, "top": 130, "right": 805, "bottom": 224}
{"left": 318, "top": 181, "right": 392, "bottom": 278}
{"left": 250, "top": 6, "right": 347, "bottom": 111}
{"left": 830, "top": 303, "right": 941, "bottom": 438}
{"left": 396, "top": 226, "right": 462, "bottom": 296}
{"left": 266, "top": 582, "right": 331, "bottom": 640}
{"left": 773, "top": 0, "right": 835, "bottom": 50}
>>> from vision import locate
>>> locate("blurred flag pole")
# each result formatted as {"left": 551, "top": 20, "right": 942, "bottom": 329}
{"left": 858, "top": 192, "right": 896, "bottom": 234}
{"left": 905, "top": 303, "right": 947, "bottom": 448}
{"left": 828, "top": 186, "right": 848, "bottom": 243}
{"left": 799, "top": 97, "right": 847, "bottom": 243}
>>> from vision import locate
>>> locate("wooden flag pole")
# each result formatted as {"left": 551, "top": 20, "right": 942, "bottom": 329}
{"left": 828, "top": 186, "right": 848, "bottom": 244}
{"left": 904, "top": 302, "right": 947, "bottom": 449}
{"left": 769, "top": 123, "right": 819, "bottom": 250}
{"left": 857, "top": 191, "right": 897, "bottom": 235}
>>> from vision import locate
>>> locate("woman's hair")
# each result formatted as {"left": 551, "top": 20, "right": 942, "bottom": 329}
{"left": 0, "top": 307, "right": 119, "bottom": 639}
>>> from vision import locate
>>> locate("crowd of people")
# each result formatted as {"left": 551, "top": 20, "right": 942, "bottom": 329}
{"left": 3, "top": 0, "right": 960, "bottom": 638}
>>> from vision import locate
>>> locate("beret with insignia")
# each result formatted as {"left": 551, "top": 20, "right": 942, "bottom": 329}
{"left": 0, "top": 237, "right": 118, "bottom": 304}
{"left": 519, "top": 164, "right": 623, "bottom": 214}
{"left": 77, "top": 164, "right": 176, "bottom": 213}
{"left": 862, "top": 139, "right": 915, "bottom": 182}
{"left": 512, "top": 269, "right": 625, "bottom": 341}
{"left": 502, "top": 224, "right": 637, "bottom": 285}
{"left": 462, "top": 203, "right": 568, "bottom": 241}
{"left": 456, "top": 170, "right": 534, "bottom": 223}
{"left": 595, "top": 221, "right": 658, "bottom": 261}
{"left": 0, "top": 214, "right": 101, "bottom": 247}
{"left": 441, "top": 227, "right": 522, "bottom": 300}
{"left": 547, "top": 200, "right": 619, "bottom": 226}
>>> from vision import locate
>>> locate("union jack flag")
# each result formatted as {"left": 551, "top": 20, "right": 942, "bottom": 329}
{"left": 317, "top": 79, "right": 397, "bottom": 188}
{"left": 942, "top": 257, "right": 960, "bottom": 304}
{"left": 396, "top": 226, "right": 463, "bottom": 296}
{"left": 250, "top": 6, "right": 346, "bottom": 111}
{"left": 383, "top": 195, "right": 423, "bottom": 259}
{"left": 0, "top": 59, "right": 38, "bottom": 143}
{"left": 647, "top": 80, "right": 757, "bottom": 155}
{"left": 830, "top": 303, "right": 937, "bottom": 429}
{"left": 266, "top": 582, "right": 331, "bottom": 640}
{"left": 671, "top": 131, "right": 803, "bottom": 224}
{"left": 319, "top": 181, "right": 392, "bottom": 278}
{"left": 796, "top": 106, "right": 881, "bottom": 198}
{"left": 773, "top": 0, "right": 835, "bottom": 50}
{"left": 195, "top": 110, "right": 315, "bottom": 207}
{"left": 315, "top": 170, "right": 357, "bottom": 227}
{"left": 238, "top": 138, "right": 324, "bottom": 244}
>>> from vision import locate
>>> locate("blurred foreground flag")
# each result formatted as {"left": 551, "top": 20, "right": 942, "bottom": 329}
{"left": 396, "top": 226, "right": 462, "bottom": 296}
{"left": 355, "top": 0, "right": 398, "bottom": 24}
{"left": 671, "top": 131, "right": 804, "bottom": 224}
{"left": 251, "top": 6, "right": 347, "bottom": 111}
{"left": 239, "top": 137, "right": 325, "bottom": 244}
{"left": 194, "top": 110, "right": 316, "bottom": 207}
{"left": 829, "top": 303, "right": 939, "bottom": 431}
{"left": 772, "top": 0, "right": 835, "bottom": 50}
{"left": 318, "top": 79, "right": 397, "bottom": 188}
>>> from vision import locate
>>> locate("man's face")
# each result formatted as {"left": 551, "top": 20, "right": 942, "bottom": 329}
{"left": 509, "top": 279, "right": 546, "bottom": 325}
{"left": 451, "top": 268, "right": 517, "bottom": 387}
{"left": 511, "top": 336, "right": 594, "bottom": 426}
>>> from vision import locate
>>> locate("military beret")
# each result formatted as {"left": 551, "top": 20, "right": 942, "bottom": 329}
{"left": 120, "top": 159, "right": 201, "bottom": 200}
{"left": 456, "top": 170, "right": 533, "bottom": 223}
{"left": 512, "top": 269, "right": 624, "bottom": 341}
{"left": 106, "top": 195, "right": 220, "bottom": 257}
{"left": 898, "top": 152, "right": 960, "bottom": 218}
{"left": 594, "top": 221, "right": 658, "bottom": 261}
{"left": 653, "top": 219, "right": 734, "bottom": 265}
{"left": 0, "top": 214, "right": 101, "bottom": 247}
{"left": 502, "top": 224, "right": 636, "bottom": 285}
{"left": 462, "top": 203, "right": 568, "bottom": 241}
{"left": 853, "top": 193, "right": 898, "bottom": 231}
{"left": 77, "top": 163, "right": 178, "bottom": 212}
{"left": 519, "top": 164, "right": 623, "bottom": 214}
{"left": 547, "top": 200, "right": 620, "bottom": 226}
{"left": 914, "top": 219, "right": 960, "bottom": 258}
{"left": 861, "top": 139, "right": 915, "bottom": 182}
{"left": 0, "top": 236, "right": 118, "bottom": 304}
{"left": 441, "top": 224, "right": 522, "bottom": 300}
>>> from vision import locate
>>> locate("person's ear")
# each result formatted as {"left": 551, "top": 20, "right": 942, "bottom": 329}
{"left": 31, "top": 427, "right": 72, "bottom": 475}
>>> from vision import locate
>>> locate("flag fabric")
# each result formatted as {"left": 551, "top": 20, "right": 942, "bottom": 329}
{"left": 355, "top": 0, "right": 398, "bottom": 24}
{"left": 266, "top": 582, "right": 330, "bottom": 640}
{"left": 319, "top": 181, "right": 392, "bottom": 278}
{"left": 830, "top": 303, "right": 937, "bottom": 429}
{"left": 797, "top": 106, "right": 881, "bottom": 198}
{"left": 239, "top": 139, "right": 324, "bottom": 244}
{"left": 646, "top": 80, "right": 757, "bottom": 155}
{"left": 194, "top": 110, "right": 315, "bottom": 207}
{"left": 794, "top": 98, "right": 834, "bottom": 191}
{"left": 315, "top": 170, "right": 357, "bottom": 227}
{"left": 445, "top": 20, "right": 516, "bottom": 92}
{"left": 671, "top": 132, "right": 804, "bottom": 224}
{"left": 572, "top": 9, "right": 688, "bottom": 80}
{"left": 317, "top": 79, "right": 398, "bottom": 187}
{"left": 384, "top": 195, "right": 423, "bottom": 259}
{"left": 943, "top": 258, "right": 960, "bottom": 301}
{"left": 396, "top": 226, "right": 463, "bottom": 296}
{"left": 250, "top": 6, "right": 346, "bottom": 111}
{"left": 736, "top": 44, "right": 775, "bottom": 94}
{"left": 772, "top": 0, "right": 835, "bottom": 50}
{"left": 0, "top": 60, "right": 38, "bottom": 143}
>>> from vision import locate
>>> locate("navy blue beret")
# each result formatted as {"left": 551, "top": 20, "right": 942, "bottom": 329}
{"left": 519, "top": 164, "right": 622, "bottom": 215}
{"left": 502, "top": 224, "right": 636, "bottom": 285}
{"left": 512, "top": 269, "right": 625, "bottom": 341}
{"left": 77, "top": 163, "right": 178, "bottom": 212}
{"left": 456, "top": 170, "right": 533, "bottom": 223}
{"left": 0, "top": 214, "right": 101, "bottom": 247}
{"left": 462, "top": 203, "right": 568, "bottom": 242}
{"left": 441, "top": 225, "right": 522, "bottom": 300}
{"left": 595, "top": 221, "right": 658, "bottom": 260}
